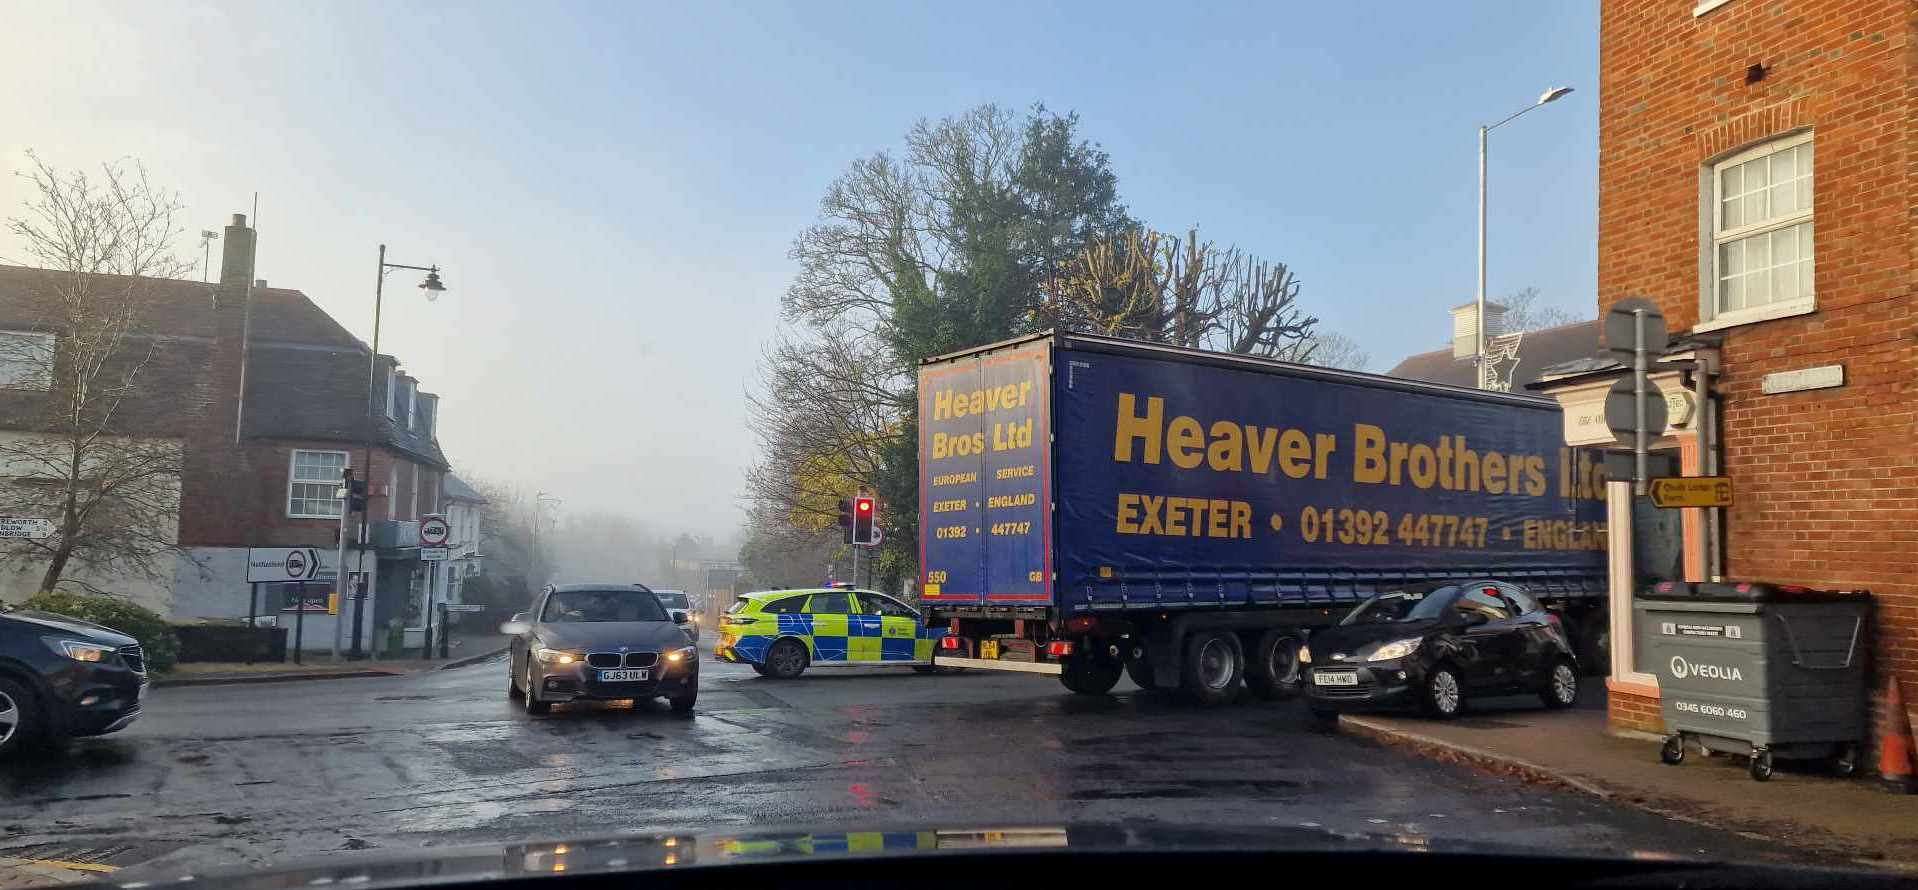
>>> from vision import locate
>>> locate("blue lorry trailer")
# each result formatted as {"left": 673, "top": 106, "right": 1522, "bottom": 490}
{"left": 918, "top": 331, "right": 1609, "bottom": 701}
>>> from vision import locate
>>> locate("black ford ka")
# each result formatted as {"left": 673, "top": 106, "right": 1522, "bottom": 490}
{"left": 1301, "top": 581, "right": 1580, "bottom": 721}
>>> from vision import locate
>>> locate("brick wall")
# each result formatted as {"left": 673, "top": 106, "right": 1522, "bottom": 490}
{"left": 1608, "top": 684, "right": 1664, "bottom": 735}
{"left": 1600, "top": 0, "right": 1917, "bottom": 726}
{"left": 178, "top": 439, "right": 436, "bottom": 548}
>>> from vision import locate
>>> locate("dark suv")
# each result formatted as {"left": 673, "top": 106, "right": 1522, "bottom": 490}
{"left": 0, "top": 607, "right": 148, "bottom": 755}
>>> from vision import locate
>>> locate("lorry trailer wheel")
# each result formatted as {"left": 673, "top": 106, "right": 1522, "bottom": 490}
{"left": 1660, "top": 735, "right": 1685, "bottom": 765}
{"left": 1179, "top": 630, "right": 1244, "bottom": 707}
{"left": 1060, "top": 654, "right": 1122, "bottom": 695}
{"left": 1125, "top": 657, "right": 1158, "bottom": 691}
{"left": 1246, "top": 631, "right": 1304, "bottom": 700}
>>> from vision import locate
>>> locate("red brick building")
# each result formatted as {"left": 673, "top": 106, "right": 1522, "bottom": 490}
{"left": 0, "top": 214, "right": 456, "bottom": 654}
{"left": 1577, "top": 0, "right": 1916, "bottom": 737}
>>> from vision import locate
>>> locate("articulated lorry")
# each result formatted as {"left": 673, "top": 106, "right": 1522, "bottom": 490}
{"left": 918, "top": 332, "right": 1609, "bottom": 703}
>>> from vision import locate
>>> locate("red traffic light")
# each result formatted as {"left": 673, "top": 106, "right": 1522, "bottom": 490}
{"left": 852, "top": 496, "right": 877, "bottom": 545}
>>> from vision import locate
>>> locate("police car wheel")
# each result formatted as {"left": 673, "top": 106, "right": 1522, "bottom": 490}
{"left": 766, "top": 639, "right": 808, "bottom": 679}
{"left": 750, "top": 663, "right": 771, "bottom": 677}
{"left": 508, "top": 670, "right": 524, "bottom": 699}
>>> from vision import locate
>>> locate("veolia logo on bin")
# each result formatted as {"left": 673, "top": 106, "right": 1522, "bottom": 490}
{"left": 1668, "top": 654, "right": 1744, "bottom": 682}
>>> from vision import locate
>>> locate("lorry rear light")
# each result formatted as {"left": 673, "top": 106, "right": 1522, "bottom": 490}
{"left": 1064, "top": 615, "right": 1098, "bottom": 634}
{"left": 1046, "top": 641, "right": 1074, "bottom": 658}
{"left": 940, "top": 636, "right": 961, "bottom": 651}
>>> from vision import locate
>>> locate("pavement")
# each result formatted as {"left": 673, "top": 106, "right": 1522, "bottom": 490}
{"left": 1338, "top": 688, "right": 1918, "bottom": 869}
{"left": 155, "top": 635, "right": 512, "bottom": 686}
{"left": 0, "top": 642, "right": 1875, "bottom": 888}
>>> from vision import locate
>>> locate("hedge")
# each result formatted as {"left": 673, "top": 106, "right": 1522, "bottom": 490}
{"left": 22, "top": 591, "right": 180, "bottom": 673}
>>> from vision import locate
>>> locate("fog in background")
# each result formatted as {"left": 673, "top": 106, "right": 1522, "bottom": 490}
{"left": 0, "top": 1, "right": 1596, "bottom": 559}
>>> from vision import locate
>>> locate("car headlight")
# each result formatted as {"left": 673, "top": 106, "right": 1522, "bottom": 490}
{"left": 663, "top": 646, "right": 697, "bottom": 664}
{"left": 1297, "top": 644, "right": 1311, "bottom": 664}
{"left": 1369, "top": 638, "right": 1422, "bottom": 661}
{"left": 533, "top": 647, "right": 583, "bottom": 665}
{"left": 45, "top": 638, "right": 112, "bottom": 663}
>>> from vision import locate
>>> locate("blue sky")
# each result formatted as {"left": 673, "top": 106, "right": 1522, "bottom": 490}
{"left": 0, "top": 1, "right": 1597, "bottom": 536}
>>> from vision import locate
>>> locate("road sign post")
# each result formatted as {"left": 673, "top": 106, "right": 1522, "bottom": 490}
{"left": 1603, "top": 297, "right": 1669, "bottom": 496}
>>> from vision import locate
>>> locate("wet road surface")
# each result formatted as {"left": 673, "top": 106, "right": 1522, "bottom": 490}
{"left": 0, "top": 648, "right": 1798, "bottom": 881}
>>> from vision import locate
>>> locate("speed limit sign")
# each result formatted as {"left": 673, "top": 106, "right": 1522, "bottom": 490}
{"left": 419, "top": 514, "right": 450, "bottom": 547}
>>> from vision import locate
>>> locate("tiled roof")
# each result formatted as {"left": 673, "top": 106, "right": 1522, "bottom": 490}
{"left": 0, "top": 266, "right": 447, "bottom": 468}
{"left": 442, "top": 473, "right": 486, "bottom": 503}
{"left": 1383, "top": 319, "right": 1604, "bottom": 390}
{"left": 0, "top": 265, "right": 362, "bottom": 348}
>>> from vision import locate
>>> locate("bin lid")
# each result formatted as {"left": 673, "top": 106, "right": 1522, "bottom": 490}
{"left": 1645, "top": 580, "right": 1696, "bottom": 599}
{"left": 1691, "top": 581, "right": 1871, "bottom": 603}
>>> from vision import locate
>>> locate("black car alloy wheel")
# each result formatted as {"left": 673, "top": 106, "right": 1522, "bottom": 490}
{"left": 1423, "top": 665, "right": 1464, "bottom": 718}
{"left": 1541, "top": 660, "right": 1579, "bottom": 709}
{"left": 0, "top": 679, "right": 30, "bottom": 753}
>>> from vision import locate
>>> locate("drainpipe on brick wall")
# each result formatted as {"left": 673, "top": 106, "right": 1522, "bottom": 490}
{"left": 1694, "top": 348, "right": 1724, "bottom": 581}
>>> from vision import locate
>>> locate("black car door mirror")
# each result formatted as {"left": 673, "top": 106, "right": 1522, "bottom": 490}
{"left": 671, "top": 610, "right": 689, "bottom": 625}
{"left": 1459, "top": 611, "right": 1491, "bottom": 628}
{"left": 500, "top": 614, "right": 531, "bottom": 636}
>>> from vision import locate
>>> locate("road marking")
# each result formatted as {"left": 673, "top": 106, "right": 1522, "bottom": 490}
{"left": 21, "top": 859, "right": 120, "bottom": 874}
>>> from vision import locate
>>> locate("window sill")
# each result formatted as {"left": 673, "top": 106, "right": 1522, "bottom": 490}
{"left": 287, "top": 513, "right": 344, "bottom": 521}
{"left": 1693, "top": 300, "right": 1814, "bottom": 333}
{"left": 1693, "top": 0, "right": 1732, "bottom": 16}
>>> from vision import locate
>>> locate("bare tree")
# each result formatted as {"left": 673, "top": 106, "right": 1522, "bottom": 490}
{"left": 1298, "top": 330, "right": 1372, "bottom": 371}
{"left": 1042, "top": 227, "right": 1319, "bottom": 359}
{"left": 0, "top": 153, "right": 193, "bottom": 593}
{"left": 1500, "top": 286, "right": 1587, "bottom": 333}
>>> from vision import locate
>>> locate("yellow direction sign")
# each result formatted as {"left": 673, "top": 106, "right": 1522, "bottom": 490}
{"left": 1648, "top": 476, "right": 1733, "bottom": 509}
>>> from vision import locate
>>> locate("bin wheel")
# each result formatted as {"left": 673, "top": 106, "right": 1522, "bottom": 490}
{"left": 1831, "top": 743, "right": 1860, "bottom": 778}
{"left": 1749, "top": 747, "right": 1774, "bottom": 781}
{"left": 1659, "top": 735, "right": 1685, "bottom": 765}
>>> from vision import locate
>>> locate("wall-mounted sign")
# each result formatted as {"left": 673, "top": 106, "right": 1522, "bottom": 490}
{"left": 0, "top": 517, "right": 53, "bottom": 540}
{"left": 247, "top": 547, "right": 335, "bottom": 583}
{"left": 1761, "top": 364, "right": 1844, "bottom": 395}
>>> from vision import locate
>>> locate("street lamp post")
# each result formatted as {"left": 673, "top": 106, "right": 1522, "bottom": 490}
{"left": 1476, "top": 86, "right": 1573, "bottom": 389}
{"left": 340, "top": 245, "right": 447, "bottom": 660}
{"left": 530, "top": 492, "right": 560, "bottom": 586}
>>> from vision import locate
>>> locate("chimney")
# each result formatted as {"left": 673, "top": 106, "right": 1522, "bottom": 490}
{"left": 1451, "top": 301, "right": 1508, "bottom": 360}
{"left": 218, "top": 214, "right": 255, "bottom": 291}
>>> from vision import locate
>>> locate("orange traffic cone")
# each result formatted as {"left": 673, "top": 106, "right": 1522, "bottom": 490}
{"left": 1879, "top": 676, "right": 1917, "bottom": 794}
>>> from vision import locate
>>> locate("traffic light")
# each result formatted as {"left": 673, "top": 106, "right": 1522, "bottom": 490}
{"left": 340, "top": 467, "right": 368, "bottom": 514}
{"left": 837, "top": 498, "right": 855, "bottom": 544}
{"left": 852, "top": 495, "right": 877, "bottom": 546}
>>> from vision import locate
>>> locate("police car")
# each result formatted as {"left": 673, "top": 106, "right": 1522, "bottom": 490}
{"left": 715, "top": 587, "right": 945, "bottom": 679}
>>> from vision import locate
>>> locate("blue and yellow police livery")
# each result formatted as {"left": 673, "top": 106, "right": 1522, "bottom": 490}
{"left": 715, "top": 588, "right": 946, "bottom": 679}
